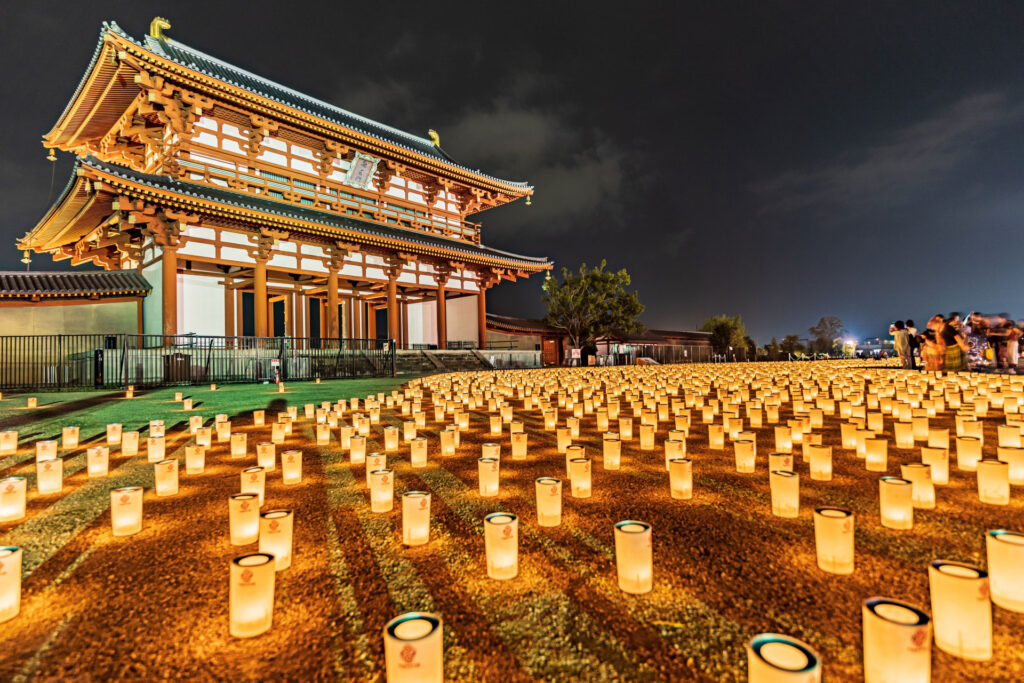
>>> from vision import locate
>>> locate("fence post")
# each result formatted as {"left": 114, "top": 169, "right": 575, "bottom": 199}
{"left": 391, "top": 339, "right": 397, "bottom": 377}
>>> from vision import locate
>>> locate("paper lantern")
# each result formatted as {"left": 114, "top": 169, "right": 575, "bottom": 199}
{"left": 183, "top": 398, "right": 193, "bottom": 411}
{"left": 230, "top": 433, "right": 247, "bottom": 460}
{"left": 185, "top": 445, "right": 206, "bottom": 474}
{"left": 478, "top": 457, "right": 500, "bottom": 497}
{"left": 121, "top": 431, "right": 139, "bottom": 457}
{"left": 216, "top": 421, "right": 232, "bottom": 443}
{"left": 0, "top": 431, "right": 16, "bottom": 456}
{"left": 774, "top": 426, "right": 793, "bottom": 454}
{"left": 928, "top": 560, "right": 991, "bottom": 660}
{"left": 535, "top": 478, "right": 562, "bottom": 526}
{"left": 862, "top": 598, "right": 931, "bottom": 683}
{"left": 879, "top": 477, "right": 913, "bottom": 530}
{"left": 229, "top": 493, "right": 261, "bottom": 545}
{"left": 26, "top": 397, "right": 36, "bottom": 409}
{"left": 542, "top": 410, "right": 557, "bottom": 431}
{"left": 0, "top": 477, "right": 26, "bottom": 522}
{"left": 770, "top": 470, "right": 799, "bottom": 518}
{"left": 150, "top": 458, "right": 178, "bottom": 496}
{"left": 511, "top": 431, "right": 528, "bottom": 459}
{"left": 370, "top": 469, "right": 394, "bottom": 512}
{"left": 614, "top": 521, "right": 652, "bottom": 594}
{"left": 664, "top": 439, "right": 685, "bottom": 471}
{"left": 282, "top": 450, "right": 302, "bottom": 485}
{"left": 0, "top": 546, "right": 22, "bottom": 623}
{"left": 920, "top": 447, "right": 949, "bottom": 485}
{"left": 708, "top": 424, "right": 725, "bottom": 450}
{"left": 241, "top": 466, "right": 266, "bottom": 505}
{"left": 379, "top": 425, "right": 398, "bottom": 452}
{"left": 194, "top": 427, "right": 211, "bottom": 448}
{"left": 87, "top": 446, "right": 109, "bottom": 477}
{"left": 746, "top": 633, "right": 821, "bottom": 683}
{"left": 439, "top": 428, "right": 456, "bottom": 457}
{"left": 619, "top": 417, "right": 633, "bottom": 440}
{"left": 603, "top": 436, "right": 621, "bottom": 470}
{"left": 840, "top": 423, "right": 858, "bottom": 449}
{"left": 384, "top": 612, "right": 443, "bottom": 683}
{"left": 403, "top": 421, "right": 417, "bottom": 443}
{"left": 900, "top": 463, "right": 935, "bottom": 509}
{"left": 855, "top": 428, "right": 874, "bottom": 459}
{"left": 413, "top": 410, "right": 426, "bottom": 428}
{"left": 61, "top": 426, "right": 79, "bottom": 450}
{"left": 596, "top": 409, "right": 609, "bottom": 431}
{"left": 366, "top": 452, "right": 388, "bottom": 486}
{"left": 927, "top": 427, "right": 948, "bottom": 450}
{"left": 997, "top": 446, "right": 1024, "bottom": 485}
{"left": 768, "top": 452, "right": 793, "bottom": 473}
{"left": 174, "top": 391, "right": 183, "bottom": 401}
{"left": 253, "top": 442, "right": 275, "bottom": 472}
{"left": 669, "top": 458, "right": 692, "bottom": 500}
{"left": 35, "top": 440, "right": 57, "bottom": 462}
{"left": 556, "top": 428, "right": 571, "bottom": 454}
{"left": 638, "top": 424, "right": 655, "bottom": 451}
{"left": 569, "top": 458, "right": 592, "bottom": 498}
{"left": 565, "top": 444, "right": 585, "bottom": 476}
{"left": 36, "top": 458, "right": 62, "bottom": 494}
{"left": 976, "top": 459, "right": 1009, "bottom": 505}
{"left": 350, "top": 435, "right": 367, "bottom": 464}
{"left": 229, "top": 552, "right": 276, "bottom": 638}
{"left": 863, "top": 438, "right": 888, "bottom": 473}
{"left": 808, "top": 445, "right": 832, "bottom": 481}
{"left": 813, "top": 507, "right": 854, "bottom": 574}
{"left": 253, "top": 410, "right": 265, "bottom": 427}
{"left": 402, "top": 491, "right": 431, "bottom": 546}
{"left": 110, "top": 486, "right": 143, "bottom": 536}
{"left": 270, "top": 423, "right": 286, "bottom": 445}
{"left": 956, "top": 436, "right": 981, "bottom": 471}
{"left": 734, "top": 439, "right": 756, "bottom": 473}
{"left": 986, "top": 529, "right": 1024, "bottom": 612}
{"left": 259, "top": 509, "right": 294, "bottom": 570}
{"left": 484, "top": 512, "right": 518, "bottom": 580}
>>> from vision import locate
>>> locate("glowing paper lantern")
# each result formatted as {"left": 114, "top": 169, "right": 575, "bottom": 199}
{"left": 183, "top": 398, "right": 193, "bottom": 411}
{"left": 185, "top": 445, "right": 206, "bottom": 474}
{"left": 556, "top": 428, "right": 571, "bottom": 453}
{"left": 366, "top": 452, "right": 387, "bottom": 487}
{"left": 997, "top": 446, "right": 1024, "bottom": 485}
{"left": 350, "top": 435, "right": 367, "bottom": 464}
{"left": 87, "top": 445, "right": 109, "bottom": 477}
{"left": 477, "top": 457, "right": 500, "bottom": 497}
{"left": 484, "top": 512, "right": 518, "bottom": 580}
{"left": 0, "top": 431, "right": 16, "bottom": 455}
{"left": 708, "top": 424, "right": 725, "bottom": 450}
{"left": 746, "top": 633, "right": 821, "bottom": 683}
{"left": 241, "top": 466, "right": 266, "bottom": 505}
{"left": 229, "top": 553, "right": 276, "bottom": 638}
{"left": 619, "top": 417, "right": 633, "bottom": 440}
{"left": 370, "top": 469, "right": 394, "bottom": 512}
{"left": 603, "top": 436, "right": 621, "bottom": 470}
{"left": 535, "top": 477, "right": 561, "bottom": 526}
{"left": 121, "top": 431, "right": 139, "bottom": 457}
{"left": 282, "top": 450, "right": 302, "bottom": 485}
{"left": 36, "top": 458, "right": 62, "bottom": 494}
{"left": 639, "top": 424, "right": 655, "bottom": 450}
{"left": 840, "top": 423, "right": 858, "bottom": 449}
{"left": 61, "top": 426, "right": 79, "bottom": 450}
{"left": 928, "top": 560, "right": 991, "bottom": 660}
{"left": 229, "top": 493, "right": 261, "bottom": 545}
{"left": 664, "top": 439, "right": 685, "bottom": 471}
{"left": 384, "top": 612, "right": 443, "bottom": 683}
{"left": 920, "top": 447, "right": 949, "bottom": 485}
{"left": 565, "top": 444, "right": 585, "bottom": 476}
{"left": 770, "top": 470, "right": 799, "bottom": 518}
{"left": 257, "top": 442, "right": 276, "bottom": 472}
{"left": 216, "top": 421, "right": 231, "bottom": 443}
{"left": 35, "top": 440, "right": 57, "bottom": 462}
{"left": 808, "top": 445, "right": 832, "bottom": 481}
{"left": 862, "top": 598, "right": 931, "bottom": 683}
{"left": 253, "top": 410, "right": 265, "bottom": 427}
{"left": 669, "top": 458, "right": 692, "bottom": 500}
{"left": 0, "top": 477, "right": 27, "bottom": 522}
{"left": 0, "top": 546, "right": 22, "bottom": 623}
{"left": 511, "top": 431, "right": 528, "bottom": 459}
{"left": 813, "top": 507, "right": 854, "bottom": 574}
{"left": 195, "top": 427, "right": 212, "bottom": 448}
{"left": 774, "top": 426, "right": 793, "bottom": 454}
{"left": 986, "top": 529, "right": 1024, "bottom": 612}
{"left": 259, "top": 509, "right": 294, "bottom": 570}
{"left": 956, "top": 436, "right": 981, "bottom": 471}
{"left": 614, "top": 520, "right": 652, "bottom": 594}
{"left": 734, "top": 439, "right": 756, "bottom": 473}
{"left": 381, "top": 425, "right": 399, "bottom": 452}
{"left": 26, "top": 398, "right": 36, "bottom": 409}
{"left": 402, "top": 491, "right": 431, "bottom": 546}
{"left": 569, "top": 458, "right": 591, "bottom": 498}
{"left": 110, "top": 486, "right": 143, "bottom": 536}
{"left": 976, "top": 459, "right": 1009, "bottom": 505}
{"left": 230, "top": 433, "right": 247, "bottom": 460}
{"left": 900, "top": 463, "right": 935, "bottom": 509}
{"left": 403, "top": 421, "right": 417, "bottom": 442}
{"left": 879, "top": 477, "right": 913, "bottom": 529}
{"left": 865, "top": 438, "right": 888, "bottom": 473}
{"left": 768, "top": 452, "right": 793, "bottom": 473}
{"left": 440, "top": 428, "right": 456, "bottom": 457}
{"left": 271, "top": 423, "right": 286, "bottom": 445}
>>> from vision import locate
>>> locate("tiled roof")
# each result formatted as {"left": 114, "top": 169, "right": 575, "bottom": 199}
{"left": 486, "top": 313, "right": 560, "bottom": 334}
{"left": 0, "top": 270, "right": 151, "bottom": 299}
{"left": 102, "top": 22, "right": 531, "bottom": 191}
{"left": 81, "top": 157, "right": 550, "bottom": 268}
{"left": 486, "top": 314, "right": 713, "bottom": 345}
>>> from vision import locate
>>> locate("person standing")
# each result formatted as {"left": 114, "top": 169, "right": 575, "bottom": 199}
{"left": 1009, "top": 320, "right": 1022, "bottom": 373}
{"left": 921, "top": 329, "right": 944, "bottom": 371}
{"left": 906, "top": 319, "right": 920, "bottom": 370}
{"left": 941, "top": 314, "right": 968, "bottom": 372}
{"left": 890, "top": 321, "right": 911, "bottom": 369}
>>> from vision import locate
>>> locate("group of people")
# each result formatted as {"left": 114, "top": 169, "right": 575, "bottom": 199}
{"left": 889, "top": 313, "right": 1022, "bottom": 374}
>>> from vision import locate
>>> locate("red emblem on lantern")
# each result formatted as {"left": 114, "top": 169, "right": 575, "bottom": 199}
{"left": 4, "top": 483, "right": 13, "bottom": 493}
{"left": 166, "top": 463, "right": 174, "bottom": 472}
{"left": 269, "top": 520, "right": 280, "bottom": 533}
{"left": 240, "top": 568, "right": 254, "bottom": 586}
{"left": 978, "top": 581, "right": 990, "bottom": 601}
{"left": 419, "top": 498, "right": 428, "bottom": 509}
{"left": 842, "top": 519, "right": 852, "bottom": 534}
{"left": 250, "top": 473, "right": 258, "bottom": 482}
{"left": 502, "top": 525, "right": 512, "bottom": 538}
{"left": 400, "top": 644, "right": 416, "bottom": 664}
{"left": 240, "top": 501, "right": 250, "bottom": 512}
{"left": 909, "top": 627, "right": 928, "bottom": 651}
{"left": 44, "top": 463, "right": 52, "bottom": 472}
{"left": 119, "top": 494, "right": 130, "bottom": 505}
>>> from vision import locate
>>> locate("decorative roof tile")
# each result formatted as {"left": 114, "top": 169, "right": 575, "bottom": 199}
{"left": 0, "top": 270, "right": 151, "bottom": 299}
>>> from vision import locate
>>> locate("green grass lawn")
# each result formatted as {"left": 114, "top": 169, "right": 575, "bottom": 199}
{"left": 0, "top": 377, "right": 421, "bottom": 446}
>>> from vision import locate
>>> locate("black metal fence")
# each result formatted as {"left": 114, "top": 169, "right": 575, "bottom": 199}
{"left": 0, "top": 334, "right": 395, "bottom": 391}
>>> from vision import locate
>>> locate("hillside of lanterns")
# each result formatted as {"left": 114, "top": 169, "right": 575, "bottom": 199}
{"left": 0, "top": 362, "right": 1022, "bottom": 681}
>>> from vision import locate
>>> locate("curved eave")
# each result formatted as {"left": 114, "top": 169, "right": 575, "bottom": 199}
{"left": 94, "top": 25, "right": 531, "bottom": 197}
{"left": 19, "top": 172, "right": 108, "bottom": 253}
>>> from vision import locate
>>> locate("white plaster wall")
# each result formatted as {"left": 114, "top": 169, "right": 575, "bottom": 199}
{"left": 405, "top": 300, "right": 437, "bottom": 346}
{"left": 178, "top": 273, "right": 226, "bottom": 336}
{"left": 141, "top": 257, "right": 163, "bottom": 336}
{"left": 447, "top": 295, "right": 479, "bottom": 342}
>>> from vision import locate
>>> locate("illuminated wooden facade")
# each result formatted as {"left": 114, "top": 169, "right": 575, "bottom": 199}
{"left": 21, "top": 18, "right": 550, "bottom": 347}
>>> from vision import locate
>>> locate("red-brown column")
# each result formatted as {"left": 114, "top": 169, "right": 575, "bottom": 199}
{"left": 387, "top": 275, "right": 399, "bottom": 343}
{"left": 224, "top": 280, "right": 235, "bottom": 337}
{"left": 254, "top": 260, "right": 268, "bottom": 337}
{"left": 162, "top": 246, "right": 178, "bottom": 337}
{"left": 327, "top": 271, "right": 340, "bottom": 339}
{"left": 477, "top": 286, "right": 488, "bottom": 350}
{"left": 436, "top": 281, "right": 447, "bottom": 350}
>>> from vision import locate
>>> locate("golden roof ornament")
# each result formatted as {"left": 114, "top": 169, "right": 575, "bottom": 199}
{"left": 525, "top": 194, "right": 532, "bottom": 206}
{"left": 46, "top": 149, "right": 56, "bottom": 162}
{"left": 149, "top": 17, "right": 171, "bottom": 40}
{"left": 428, "top": 129, "right": 441, "bottom": 148}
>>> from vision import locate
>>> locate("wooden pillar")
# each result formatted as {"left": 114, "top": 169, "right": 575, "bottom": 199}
{"left": 436, "top": 279, "right": 448, "bottom": 350}
{"left": 224, "top": 280, "right": 235, "bottom": 337}
{"left": 235, "top": 290, "right": 244, "bottom": 338}
{"left": 401, "top": 301, "right": 409, "bottom": 350}
{"left": 162, "top": 246, "right": 178, "bottom": 337}
{"left": 367, "top": 304, "right": 376, "bottom": 340}
{"left": 284, "top": 292, "right": 294, "bottom": 338}
{"left": 136, "top": 298, "right": 144, "bottom": 334}
{"left": 477, "top": 287, "right": 488, "bottom": 350}
{"left": 295, "top": 291, "right": 305, "bottom": 339}
{"left": 254, "top": 259, "right": 268, "bottom": 337}
{"left": 327, "top": 271, "right": 339, "bottom": 339}
{"left": 387, "top": 275, "right": 399, "bottom": 343}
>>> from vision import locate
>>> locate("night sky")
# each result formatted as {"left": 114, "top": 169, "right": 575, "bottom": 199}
{"left": 3, "top": 2, "right": 1023, "bottom": 343}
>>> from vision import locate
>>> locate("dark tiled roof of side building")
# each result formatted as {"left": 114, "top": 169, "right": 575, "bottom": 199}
{"left": 0, "top": 271, "right": 151, "bottom": 299}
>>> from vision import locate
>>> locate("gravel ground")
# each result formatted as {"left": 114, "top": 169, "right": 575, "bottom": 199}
{"left": 0, "top": 363, "right": 1021, "bottom": 681}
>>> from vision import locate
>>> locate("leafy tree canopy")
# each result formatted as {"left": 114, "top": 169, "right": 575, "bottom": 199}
{"left": 700, "top": 314, "right": 747, "bottom": 354}
{"left": 808, "top": 316, "right": 845, "bottom": 354}
{"left": 542, "top": 260, "right": 645, "bottom": 349}
{"left": 780, "top": 334, "right": 804, "bottom": 354}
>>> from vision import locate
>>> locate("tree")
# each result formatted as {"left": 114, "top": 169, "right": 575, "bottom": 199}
{"left": 700, "top": 315, "right": 747, "bottom": 355}
{"left": 744, "top": 335, "right": 758, "bottom": 361}
{"left": 780, "top": 335, "right": 804, "bottom": 355}
{"left": 808, "top": 316, "right": 845, "bottom": 354}
{"left": 765, "top": 337, "right": 782, "bottom": 361}
{"left": 542, "top": 260, "right": 645, "bottom": 349}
